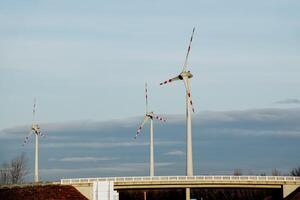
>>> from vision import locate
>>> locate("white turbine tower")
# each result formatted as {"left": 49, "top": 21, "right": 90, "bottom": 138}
{"left": 159, "top": 28, "right": 196, "bottom": 176}
{"left": 23, "top": 98, "right": 45, "bottom": 183}
{"left": 134, "top": 82, "right": 166, "bottom": 177}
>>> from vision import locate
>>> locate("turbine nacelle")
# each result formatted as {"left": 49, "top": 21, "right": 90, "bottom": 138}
{"left": 146, "top": 111, "right": 155, "bottom": 119}
{"left": 179, "top": 71, "right": 193, "bottom": 80}
{"left": 32, "top": 124, "right": 41, "bottom": 135}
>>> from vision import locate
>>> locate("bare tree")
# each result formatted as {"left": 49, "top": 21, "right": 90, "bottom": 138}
{"left": 9, "top": 153, "right": 29, "bottom": 184}
{"left": 0, "top": 163, "right": 10, "bottom": 184}
{"left": 233, "top": 169, "right": 242, "bottom": 176}
{"left": 271, "top": 168, "right": 281, "bottom": 176}
{"left": 290, "top": 167, "right": 300, "bottom": 176}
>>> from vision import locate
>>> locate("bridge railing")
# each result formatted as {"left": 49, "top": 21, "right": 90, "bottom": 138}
{"left": 61, "top": 176, "right": 300, "bottom": 184}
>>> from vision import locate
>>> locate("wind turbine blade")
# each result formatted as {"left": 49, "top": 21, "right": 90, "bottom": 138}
{"left": 22, "top": 128, "right": 33, "bottom": 146}
{"left": 183, "top": 78, "right": 195, "bottom": 113}
{"left": 145, "top": 82, "right": 148, "bottom": 114}
{"left": 40, "top": 132, "right": 47, "bottom": 138}
{"left": 36, "top": 125, "right": 46, "bottom": 138}
{"left": 135, "top": 116, "right": 150, "bottom": 139}
{"left": 32, "top": 98, "right": 36, "bottom": 123}
{"left": 23, "top": 98, "right": 37, "bottom": 146}
{"left": 153, "top": 114, "right": 167, "bottom": 122}
{"left": 159, "top": 76, "right": 180, "bottom": 85}
{"left": 182, "top": 27, "right": 195, "bottom": 72}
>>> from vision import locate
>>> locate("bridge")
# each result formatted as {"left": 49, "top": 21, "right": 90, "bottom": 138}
{"left": 61, "top": 175, "right": 300, "bottom": 200}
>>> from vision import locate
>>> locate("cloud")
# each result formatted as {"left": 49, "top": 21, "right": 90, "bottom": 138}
{"left": 1, "top": 107, "right": 300, "bottom": 181}
{"left": 164, "top": 150, "right": 185, "bottom": 156}
{"left": 43, "top": 141, "right": 148, "bottom": 149}
{"left": 40, "top": 162, "right": 174, "bottom": 177}
{"left": 275, "top": 98, "right": 300, "bottom": 104}
{"left": 40, "top": 141, "right": 181, "bottom": 149}
{"left": 50, "top": 157, "right": 118, "bottom": 162}
{"left": 0, "top": 125, "right": 31, "bottom": 139}
{"left": 0, "top": 117, "right": 150, "bottom": 139}
{"left": 2, "top": 107, "right": 300, "bottom": 139}
{"left": 40, "top": 165, "right": 143, "bottom": 175}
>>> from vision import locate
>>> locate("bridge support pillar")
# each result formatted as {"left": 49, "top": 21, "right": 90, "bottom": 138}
{"left": 282, "top": 184, "right": 299, "bottom": 198}
{"left": 186, "top": 188, "right": 190, "bottom": 200}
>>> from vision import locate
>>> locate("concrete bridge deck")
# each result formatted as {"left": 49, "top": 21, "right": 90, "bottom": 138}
{"left": 61, "top": 176, "right": 300, "bottom": 199}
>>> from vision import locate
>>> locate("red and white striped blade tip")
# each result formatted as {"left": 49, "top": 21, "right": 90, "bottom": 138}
{"left": 160, "top": 78, "right": 173, "bottom": 85}
{"left": 155, "top": 116, "right": 166, "bottom": 122}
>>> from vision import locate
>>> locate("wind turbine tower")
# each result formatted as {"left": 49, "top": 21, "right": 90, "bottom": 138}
{"left": 135, "top": 83, "right": 166, "bottom": 177}
{"left": 23, "top": 98, "right": 45, "bottom": 182}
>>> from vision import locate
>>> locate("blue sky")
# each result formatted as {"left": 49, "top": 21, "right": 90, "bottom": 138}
{"left": 0, "top": 0, "right": 300, "bottom": 181}
{"left": 1, "top": 0, "right": 300, "bottom": 126}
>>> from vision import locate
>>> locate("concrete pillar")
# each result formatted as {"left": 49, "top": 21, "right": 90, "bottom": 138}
{"left": 186, "top": 188, "right": 190, "bottom": 200}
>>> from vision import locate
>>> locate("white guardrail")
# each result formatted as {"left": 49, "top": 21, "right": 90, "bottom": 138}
{"left": 61, "top": 176, "right": 300, "bottom": 184}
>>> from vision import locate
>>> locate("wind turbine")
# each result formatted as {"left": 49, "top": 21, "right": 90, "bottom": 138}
{"left": 23, "top": 98, "right": 45, "bottom": 183}
{"left": 134, "top": 82, "right": 166, "bottom": 177}
{"left": 159, "top": 28, "right": 196, "bottom": 177}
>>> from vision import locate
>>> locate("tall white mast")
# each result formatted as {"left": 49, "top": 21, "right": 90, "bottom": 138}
{"left": 186, "top": 79, "right": 193, "bottom": 176}
{"left": 33, "top": 98, "right": 39, "bottom": 183}
{"left": 35, "top": 132, "right": 39, "bottom": 182}
{"left": 150, "top": 119, "right": 154, "bottom": 177}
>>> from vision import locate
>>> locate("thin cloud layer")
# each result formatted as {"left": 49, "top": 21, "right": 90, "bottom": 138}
{"left": 164, "top": 150, "right": 185, "bottom": 156}
{"left": 51, "top": 157, "right": 118, "bottom": 162}
{"left": 275, "top": 98, "right": 300, "bottom": 104}
{"left": 39, "top": 162, "right": 174, "bottom": 178}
